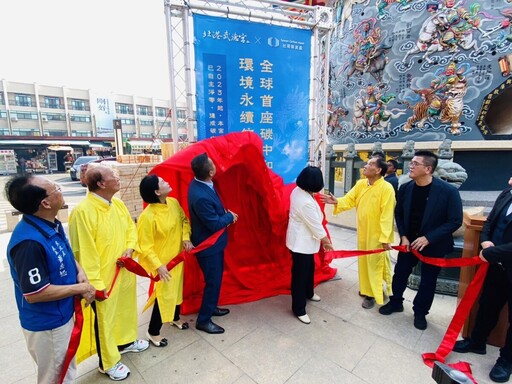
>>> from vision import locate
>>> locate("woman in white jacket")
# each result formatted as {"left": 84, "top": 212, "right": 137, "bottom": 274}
{"left": 286, "top": 166, "right": 333, "bottom": 324}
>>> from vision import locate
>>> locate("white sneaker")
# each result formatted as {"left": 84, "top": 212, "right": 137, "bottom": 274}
{"left": 297, "top": 314, "right": 311, "bottom": 324}
{"left": 309, "top": 293, "right": 321, "bottom": 302}
{"left": 120, "top": 339, "right": 149, "bottom": 355}
{"left": 99, "top": 361, "right": 130, "bottom": 381}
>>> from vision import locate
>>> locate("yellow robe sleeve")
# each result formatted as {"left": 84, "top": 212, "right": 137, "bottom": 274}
{"left": 113, "top": 198, "right": 138, "bottom": 254}
{"left": 378, "top": 182, "right": 396, "bottom": 244}
{"left": 136, "top": 209, "right": 161, "bottom": 273}
{"left": 69, "top": 204, "right": 106, "bottom": 291}
{"left": 178, "top": 202, "right": 191, "bottom": 242}
{"left": 333, "top": 182, "right": 359, "bottom": 215}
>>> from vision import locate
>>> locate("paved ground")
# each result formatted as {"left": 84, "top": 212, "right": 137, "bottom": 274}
{"left": 0, "top": 173, "right": 504, "bottom": 383}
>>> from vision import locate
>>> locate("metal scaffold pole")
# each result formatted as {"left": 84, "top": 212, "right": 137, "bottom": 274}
{"left": 163, "top": 0, "right": 333, "bottom": 170}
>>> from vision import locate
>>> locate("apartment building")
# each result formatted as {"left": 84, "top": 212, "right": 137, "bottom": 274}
{"left": 0, "top": 80, "right": 190, "bottom": 173}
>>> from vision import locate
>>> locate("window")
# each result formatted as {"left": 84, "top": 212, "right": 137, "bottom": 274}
{"left": 0, "top": 93, "right": 4, "bottom": 105}
{"left": 140, "top": 119, "right": 154, "bottom": 126}
{"left": 71, "top": 130, "right": 92, "bottom": 137}
{"left": 159, "top": 133, "right": 171, "bottom": 139}
{"left": 45, "top": 130, "right": 68, "bottom": 137}
{"left": 158, "top": 121, "right": 171, "bottom": 127}
{"left": 140, "top": 133, "right": 153, "bottom": 138}
{"left": 70, "top": 99, "right": 88, "bottom": 111}
{"left": 15, "top": 94, "right": 33, "bottom": 107}
{"left": 46, "top": 113, "right": 66, "bottom": 121}
{"left": 122, "top": 132, "right": 135, "bottom": 138}
{"left": 116, "top": 103, "right": 133, "bottom": 114}
{"left": 155, "top": 107, "right": 168, "bottom": 117}
{"left": 12, "top": 111, "right": 38, "bottom": 120}
{"left": 70, "top": 115, "right": 91, "bottom": 122}
{"left": 0, "top": 110, "right": 7, "bottom": 118}
{"left": 120, "top": 118, "right": 135, "bottom": 125}
{"left": 44, "top": 96, "right": 62, "bottom": 109}
{"left": 0, "top": 128, "right": 9, "bottom": 135}
{"left": 177, "top": 109, "right": 186, "bottom": 119}
{"left": 137, "top": 105, "right": 152, "bottom": 116}
{"left": 12, "top": 128, "right": 40, "bottom": 136}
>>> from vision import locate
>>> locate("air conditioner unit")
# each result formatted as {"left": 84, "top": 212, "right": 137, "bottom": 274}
{"left": 10, "top": 116, "right": 18, "bottom": 122}
{"left": 41, "top": 116, "right": 48, "bottom": 122}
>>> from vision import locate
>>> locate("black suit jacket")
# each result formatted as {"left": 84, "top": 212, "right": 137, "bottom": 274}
{"left": 187, "top": 179, "right": 234, "bottom": 257}
{"left": 396, "top": 177, "right": 463, "bottom": 257}
{"left": 481, "top": 187, "right": 512, "bottom": 269}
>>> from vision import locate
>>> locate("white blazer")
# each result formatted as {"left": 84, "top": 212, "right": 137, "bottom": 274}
{"left": 286, "top": 187, "right": 327, "bottom": 254}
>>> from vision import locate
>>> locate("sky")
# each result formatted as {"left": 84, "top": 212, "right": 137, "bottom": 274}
{"left": 1, "top": 0, "right": 172, "bottom": 100}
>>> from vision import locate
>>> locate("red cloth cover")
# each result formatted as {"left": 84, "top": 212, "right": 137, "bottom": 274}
{"left": 149, "top": 132, "right": 337, "bottom": 314}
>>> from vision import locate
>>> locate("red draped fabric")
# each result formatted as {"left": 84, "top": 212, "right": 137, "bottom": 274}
{"left": 149, "top": 132, "right": 337, "bottom": 314}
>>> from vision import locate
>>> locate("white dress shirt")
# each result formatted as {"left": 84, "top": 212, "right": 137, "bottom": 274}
{"left": 286, "top": 187, "right": 327, "bottom": 254}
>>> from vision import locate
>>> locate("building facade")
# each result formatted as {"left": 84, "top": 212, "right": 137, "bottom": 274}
{"left": 0, "top": 80, "right": 190, "bottom": 174}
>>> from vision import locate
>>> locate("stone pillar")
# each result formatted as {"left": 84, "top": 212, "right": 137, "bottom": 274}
{"left": 344, "top": 143, "right": 358, "bottom": 193}
{"left": 437, "top": 139, "right": 454, "bottom": 160}
{"left": 401, "top": 140, "right": 415, "bottom": 171}
{"left": 325, "top": 144, "right": 336, "bottom": 193}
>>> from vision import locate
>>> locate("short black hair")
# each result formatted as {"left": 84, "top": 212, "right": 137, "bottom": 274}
{"left": 191, "top": 153, "right": 212, "bottom": 181}
{"left": 4, "top": 175, "right": 46, "bottom": 215}
{"left": 296, "top": 166, "right": 324, "bottom": 193}
{"left": 374, "top": 157, "right": 388, "bottom": 176}
{"left": 371, "top": 151, "right": 386, "bottom": 160}
{"left": 139, "top": 174, "right": 160, "bottom": 204}
{"left": 414, "top": 150, "right": 438, "bottom": 171}
{"left": 387, "top": 159, "right": 398, "bottom": 170}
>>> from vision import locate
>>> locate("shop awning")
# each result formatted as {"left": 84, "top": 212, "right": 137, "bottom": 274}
{"left": 0, "top": 140, "right": 91, "bottom": 146}
{"left": 89, "top": 143, "right": 111, "bottom": 149}
{"left": 127, "top": 140, "right": 161, "bottom": 148}
{"left": 48, "top": 145, "right": 74, "bottom": 151}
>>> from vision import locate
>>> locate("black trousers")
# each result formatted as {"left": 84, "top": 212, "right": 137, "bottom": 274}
{"left": 91, "top": 302, "right": 132, "bottom": 369}
{"left": 471, "top": 263, "right": 512, "bottom": 360}
{"left": 196, "top": 252, "right": 224, "bottom": 324}
{"left": 389, "top": 251, "right": 441, "bottom": 317}
{"left": 290, "top": 251, "right": 315, "bottom": 317}
{"left": 148, "top": 299, "right": 182, "bottom": 336}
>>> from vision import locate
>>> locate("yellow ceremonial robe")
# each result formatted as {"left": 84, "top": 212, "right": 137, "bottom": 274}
{"left": 334, "top": 177, "right": 395, "bottom": 304}
{"left": 135, "top": 197, "right": 191, "bottom": 322}
{"left": 69, "top": 193, "right": 138, "bottom": 371}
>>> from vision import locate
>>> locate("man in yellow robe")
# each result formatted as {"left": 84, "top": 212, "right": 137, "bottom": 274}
{"left": 69, "top": 165, "right": 149, "bottom": 381}
{"left": 136, "top": 174, "right": 193, "bottom": 347}
{"left": 322, "top": 156, "right": 395, "bottom": 308}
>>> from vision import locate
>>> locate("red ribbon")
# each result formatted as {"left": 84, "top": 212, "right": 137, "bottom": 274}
{"left": 327, "top": 245, "right": 487, "bottom": 383}
{"left": 59, "top": 296, "right": 83, "bottom": 384}
{"left": 96, "top": 228, "right": 226, "bottom": 300}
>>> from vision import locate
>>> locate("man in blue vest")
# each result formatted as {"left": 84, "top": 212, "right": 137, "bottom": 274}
{"left": 5, "top": 175, "right": 95, "bottom": 384}
{"left": 453, "top": 177, "right": 512, "bottom": 383}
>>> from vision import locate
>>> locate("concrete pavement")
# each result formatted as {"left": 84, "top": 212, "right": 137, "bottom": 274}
{"left": 0, "top": 174, "right": 503, "bottom": 383}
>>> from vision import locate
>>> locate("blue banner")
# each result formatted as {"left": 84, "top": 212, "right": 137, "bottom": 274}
{"left": 194, "top": 14, "right": 311, "bottom": 184}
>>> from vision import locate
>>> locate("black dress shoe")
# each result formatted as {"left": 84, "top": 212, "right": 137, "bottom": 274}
{"left": 196, "top": 320, "right": 225, "bottom": 334}
{"left": 379, "top": 301, "right": 404, "bottom": 315}
{"left": 490, "top": 357, "right": 512, "bottom": 383}
{"left": 414, "top": 315, "right": 427, "bottom": 330}
{"left": 212, "top": 307, "right": 230, "bottom": 316}
{"left": 453, "top": 338, "right": 486, "bottom": 355}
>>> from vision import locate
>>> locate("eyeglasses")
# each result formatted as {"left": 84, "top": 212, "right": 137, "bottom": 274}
{"left": 46, "top": 186, "right": 62, "bottom": 196}
{"left": 409, "top": 161, "right": 427, "bottom": 168}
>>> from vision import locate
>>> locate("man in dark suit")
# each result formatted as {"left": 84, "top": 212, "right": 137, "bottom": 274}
{"left": 188, "top": 153, "right": 238, "bottom": 334}
{"left": 384, "top": 159, "right": 399, "bottom": 194}
{"left": 453, "top": 177, "right": 512, "bottom": 383}
{"left": 379, "top": 150, "right": 463, "bottom": 330}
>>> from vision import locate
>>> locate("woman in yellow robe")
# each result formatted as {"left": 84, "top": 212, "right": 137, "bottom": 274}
{"left": 322, "top": 157, "right": 395, "bottom": 307}
{"left": 136, "top": 175, "right": 192, "bottom": 347}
